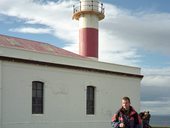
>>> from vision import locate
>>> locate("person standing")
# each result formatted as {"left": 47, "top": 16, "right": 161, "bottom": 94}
{"left": 111, "top": 96, "right": 142, "bottom": 128}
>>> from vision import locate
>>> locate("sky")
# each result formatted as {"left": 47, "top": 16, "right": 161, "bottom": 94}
{"left": 0, "top": 0, "right": 170, "bottom": 115}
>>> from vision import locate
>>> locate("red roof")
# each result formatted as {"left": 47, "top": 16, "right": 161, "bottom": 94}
{"left": 0, "top": 34, "right": 87, "bottom": 59}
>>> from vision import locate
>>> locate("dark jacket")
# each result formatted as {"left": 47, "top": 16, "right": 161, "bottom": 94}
{"left": 111, "top": 106, "right": 142, "bottom": 128}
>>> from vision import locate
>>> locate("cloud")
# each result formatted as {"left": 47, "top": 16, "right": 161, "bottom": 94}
{"left": 99, "top": 4, "right": 170, "bottom": 64}
{"left": 142, "top": 67, "right": 170, "bottom": 76}
{"left": 0, "top": 0, "right": 78, "bottom": 43}
{"left": 140, "top": 80, "right": 170, "bottom": 115}
{"left": 142, "top": 75, "right": 170, "bottom": 87}
{"left": 140, "top": 67, "right": 170, "bottom": 115}
{"left": 141, "top": 85, "right": 170, "bottom": 101}
{"left": 99, "top": 3, "right": 170, "bottom": 65}
{"left": 141, "top": 100, "right": 170, "bottom": 115}
{"left": 9, "top": 27, "right": 53, "bottom": 34}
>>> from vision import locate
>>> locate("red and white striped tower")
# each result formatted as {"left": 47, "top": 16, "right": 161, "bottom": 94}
{"left": 73, "top": 0, "right": 105, "bottom": 59}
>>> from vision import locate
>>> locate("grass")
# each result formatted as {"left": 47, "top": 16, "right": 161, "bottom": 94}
{"left": 152, "top": 126, "right": 170, "bottom": 128}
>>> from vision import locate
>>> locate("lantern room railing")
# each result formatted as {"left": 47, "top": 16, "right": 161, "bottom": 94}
{"left": 72, "top": 1, "right": 105, "bottom": 20}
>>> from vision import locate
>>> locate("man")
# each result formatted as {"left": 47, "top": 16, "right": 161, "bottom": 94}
{"left": 111, "top": 97, "right": 142, "bottom": 128}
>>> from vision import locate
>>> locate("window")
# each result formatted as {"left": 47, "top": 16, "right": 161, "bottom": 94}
{"left": 32, "top": 81, "right": 44, "bottom": 114}
{"left": 86, "top": 86, "right": 95, "bottom": 115}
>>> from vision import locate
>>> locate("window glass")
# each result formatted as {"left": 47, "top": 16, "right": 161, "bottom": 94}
{"left": 32, "top": 81, "right": 44, "bottom": 114}
{"left": 86, "top": 86, "right": 95, "bottom": 115}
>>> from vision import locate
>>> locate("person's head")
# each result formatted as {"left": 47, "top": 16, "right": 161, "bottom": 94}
{"left": 121, "top": 96, "right": 131, "bottom": 110}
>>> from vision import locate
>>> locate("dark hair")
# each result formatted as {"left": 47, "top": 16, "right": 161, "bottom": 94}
{"left": 122, "top": 96, "right": 131, "bottom": 103}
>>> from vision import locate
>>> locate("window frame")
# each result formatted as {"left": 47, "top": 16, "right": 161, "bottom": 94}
{"left": 32, "top": 81, "right": 44, "bottom": 114}
{"left": 86, "top": 86, "right": 95, "bottom": 115}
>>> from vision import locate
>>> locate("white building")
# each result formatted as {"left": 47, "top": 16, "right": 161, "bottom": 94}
{"left": 0, "top": 34, "right": 142, "bottom": 128}
{"left": 0, "top": 1, "right": 143, "bottom": 128}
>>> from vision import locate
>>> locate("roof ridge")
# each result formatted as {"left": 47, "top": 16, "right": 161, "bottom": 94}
{"left": 0, "top": 34, "right": 51, "bottom": 45}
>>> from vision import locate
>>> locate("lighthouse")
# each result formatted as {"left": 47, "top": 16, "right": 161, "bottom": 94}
{"left": 73, "top": 0, "right": 105, "bottom": 59}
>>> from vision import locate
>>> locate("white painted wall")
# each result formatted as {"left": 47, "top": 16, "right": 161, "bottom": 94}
{"left": 1, "top": 61, "right": 142, "bottom": 128}
{"left": 0, "top": 61, "right": 2, "bottom": 128}
{"left": 79, "top": 15, "right": 98, "bottom": 29}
